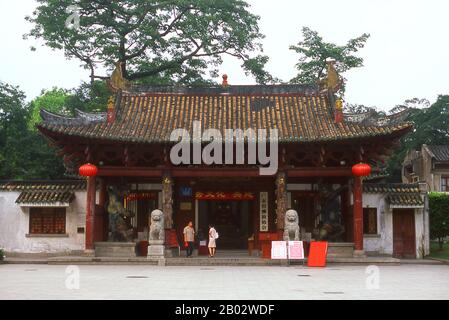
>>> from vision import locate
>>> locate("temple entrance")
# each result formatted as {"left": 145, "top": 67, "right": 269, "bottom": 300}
{"left": 124, "top": 192, "right": 158, "bottom": 239}
{"left": 198, "top": 201, "right": 252, "bottom": 249}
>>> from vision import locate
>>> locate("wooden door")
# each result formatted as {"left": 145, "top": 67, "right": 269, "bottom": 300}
{"left": 393, "top": 209, "right": 416, "bottom": 258}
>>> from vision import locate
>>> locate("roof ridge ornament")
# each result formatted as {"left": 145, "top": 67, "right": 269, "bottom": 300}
{"left": 318, "top": 59, "right": 342, "bottom": 93}
{"left": 108, "top": 61, "right": 131, "bottom": 92}
{"left": 222, "top": 74, "right": 229, "bottom": 87}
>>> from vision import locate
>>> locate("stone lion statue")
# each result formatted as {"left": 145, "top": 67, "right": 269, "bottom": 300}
{"left": 149, "top": 209, "right": 165, "bottom": 242}
{"left": 283, "top": 209, "right": 300, "bottom": 241}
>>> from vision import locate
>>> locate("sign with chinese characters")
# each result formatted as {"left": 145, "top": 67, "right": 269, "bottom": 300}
{"left": 195, "top": 191, "right": 255, "bottom": 201}
{"left": 288, "top": 241, "right": 305, "bottom": 260}
{"left": 125, "top": 192, "right": 157, "bottom": 202}
{"left": 271, "top": 241, "right": 287, "bottom": 259}
{"left": 259, "top": 192, "right": 269, "bottom": 232}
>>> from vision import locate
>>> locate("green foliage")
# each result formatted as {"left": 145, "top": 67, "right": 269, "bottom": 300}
{"left": 429, "top": 192, "right": 449, "bottom": 249}
{"left": 289, "top": 27, "right": 370, "bottom": 91}
{"left": 66, "top": 81, "right": 112, "bottom": 113}
{"left": 25, "top": 0, "right": 276, "bottom": 84}
{"left": 29, "top": 88, "right": 72, "bottom": 129}
{"left": 386, "top": 96, "right": 448, "bottom": 181}
{"left": 400, "top": 96, "right": 448, "bottom": 149}
{"left": 0, "top": 248, "right": 4, "bottom": 261}
{"left": 29, "top": 81, "right": 112, "bottom": 130}
{"left": 0, "top": 81, "right": 65, "bottom": 180}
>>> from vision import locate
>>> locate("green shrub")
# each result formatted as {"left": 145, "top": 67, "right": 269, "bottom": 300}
{"left": 0, "top": 248, "right": 4, "bottom": 261}
{"left": 429, "top": 192, "right": 449, "bottom": 250}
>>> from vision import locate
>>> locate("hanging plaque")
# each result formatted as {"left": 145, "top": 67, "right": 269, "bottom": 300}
{"left": 259, "top": 192, "right": 269, "bottom": 232}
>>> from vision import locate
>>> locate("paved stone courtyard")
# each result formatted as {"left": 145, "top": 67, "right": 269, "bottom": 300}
{"left": 0, "top": 264, "right": 448, "bottom": 300}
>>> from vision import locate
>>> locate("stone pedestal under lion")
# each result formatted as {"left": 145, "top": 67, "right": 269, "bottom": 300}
{"left": 283, "top": 209, "right": 300, "bottom": 241}
{"left": 148, "top": 209, "right": 165, "bottom": 260}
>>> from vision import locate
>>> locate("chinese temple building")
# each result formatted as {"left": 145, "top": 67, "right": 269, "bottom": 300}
{"left": 33, "top": 63, "right": 422, "bottom": 258}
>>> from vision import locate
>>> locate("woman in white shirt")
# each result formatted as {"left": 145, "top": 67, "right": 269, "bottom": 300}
{"left": 208, "top": 224, "right": 218, "bottom": 257}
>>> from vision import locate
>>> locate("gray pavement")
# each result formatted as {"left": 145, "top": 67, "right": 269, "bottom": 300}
{"left": 0, "top": 264, "right": 448, "bottom": 300}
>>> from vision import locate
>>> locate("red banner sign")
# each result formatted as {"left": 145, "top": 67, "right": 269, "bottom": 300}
{"left": 195, "top": 192, "right": 255, "bottom": 201}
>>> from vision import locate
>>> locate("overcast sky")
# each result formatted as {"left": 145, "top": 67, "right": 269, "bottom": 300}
{"left": 1, "top": 0, "right": 448, "bottom": 111}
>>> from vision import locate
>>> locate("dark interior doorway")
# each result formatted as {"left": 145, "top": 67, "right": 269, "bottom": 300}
{"left": 198, "top": 201, "right": 252, "bottom": 249}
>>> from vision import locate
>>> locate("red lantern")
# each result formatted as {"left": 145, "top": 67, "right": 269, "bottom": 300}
{"left": 79, "top": 163, "right": 98, "bottom": 177}
{"left": 352, "top": 163, "right": 371, "bottom": 177}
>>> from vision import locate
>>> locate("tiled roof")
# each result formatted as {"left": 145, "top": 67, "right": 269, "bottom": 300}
{"left": 0, "top": 180, "right": 85, "bottom": 205}
{"left": 15, "top": 191, "right": 75, "bottom": 204}
{"left": 38, "top": 85, "right": 412, "bottom": 143}
{"left": 387, "top": 194, "right": 424, "bottom": 207}
{"left": 426, "top": 145, "right": 449, "bottom": 162}
{"left": 363, "top": 183, "right": 421, "bottom": 194}
{"left": 0, "top": 180, "right": 86, "bottom": 192}
{"left": 364, "top": 183, "right": 424, "bottom": 208}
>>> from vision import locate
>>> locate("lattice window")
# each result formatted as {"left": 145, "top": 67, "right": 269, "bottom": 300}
{"left": 363, "top": 208, "right": 377, "bottom": 235}
{"left": 29, "top": 208, "right": 66, "bottom": 234}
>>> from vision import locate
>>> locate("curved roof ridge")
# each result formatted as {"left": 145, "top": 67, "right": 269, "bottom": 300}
{"left": 125, "top": 83, "right": 320, "bottom": 96}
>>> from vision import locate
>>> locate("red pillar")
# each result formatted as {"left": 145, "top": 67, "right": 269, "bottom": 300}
{"left": 353, "top": 176, "right": 363, "bottom": 251}
{"left": 85, "top": 176, "right": 97, "bottom": 251}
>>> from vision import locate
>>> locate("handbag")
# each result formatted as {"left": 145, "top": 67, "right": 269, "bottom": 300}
{"left": 215, "top": 231, "right": 219, "bottom": 239}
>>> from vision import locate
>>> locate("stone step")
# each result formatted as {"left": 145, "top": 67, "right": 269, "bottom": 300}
{"left": 94, "top": 242, "right": 137, "bottom": 258}
{"left": 48, "top": 256, "right": 158, "bottom": 265}
{"left": 14, "top": 255, "right": 403, "bottom": 266}
{"left": 4, "top": 258, "right": 48, "bottom": 265}
{"left": 165, "top": 258, "right": 284, "bottom": 266}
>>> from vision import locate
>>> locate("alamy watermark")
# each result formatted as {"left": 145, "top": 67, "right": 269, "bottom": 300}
{"left": 170, "top": 121, "right": 279, "bottom": 175}
{"left": 365, "top": 265, "right": 380, "bottom": 290}
{"left": 65, "top": 5, "right": 80, "bottom": 30}
{"left": 65, "top": 265, "right": 80, "bottom": 290}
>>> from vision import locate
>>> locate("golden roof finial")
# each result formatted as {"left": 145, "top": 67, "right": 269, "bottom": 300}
{"left": 108, "top": 61, "right": 131, "bottom": 91}
{"left": 319, "top": 59, "right": 342, "bottom": 92}
{"left": 222, "top": 74, "right": 229, "bottom": 87}
{"left": 335, "top": 98, "right": 343, "bottom": 110}
{"left": 107, "top": 96, "right": 115, "bottom": 109}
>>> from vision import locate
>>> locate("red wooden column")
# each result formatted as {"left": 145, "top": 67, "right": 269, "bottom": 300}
{"left": 85, "top": 176, "right": 97, "bottom": 252}
{"left": 353, "top": 176, "right": 364, "bottom": 252}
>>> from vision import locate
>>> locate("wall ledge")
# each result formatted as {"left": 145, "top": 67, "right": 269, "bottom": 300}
{"left": 364, "top": 234, "right": 381, "bottom": 238}
{"left": 25, "top": 234, "right": 69, "bottom": 238}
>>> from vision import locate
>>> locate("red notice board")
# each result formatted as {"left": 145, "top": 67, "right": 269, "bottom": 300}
{"left": 307, "top": 241, "right": 328, "bottom": 267}
{"left": 165, "top": 229, "right": 179, "bottom": 248}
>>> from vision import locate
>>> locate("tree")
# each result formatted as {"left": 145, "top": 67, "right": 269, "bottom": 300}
{"left": 0, "top": 81, "right": 66, "bottom": 180}
{"left": 25, "top": 0, "right": 276, "bottom": 84}
{"left": 29, "top": 88, "right": 72, "bottom": 130}
{"left": 386, "top": 96, "right": 447, "bottom": 181}
{"left": 0, "top": 82, "right": 29, "bottom": 179}
{"left": 66, "top": 80, "right": 112, "bottom": 113}
{"left": 289, "top": 27, "right": 370, "bottom": 91}
{"left": 429, "top": 192, "right": 449, "bottom": 250}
